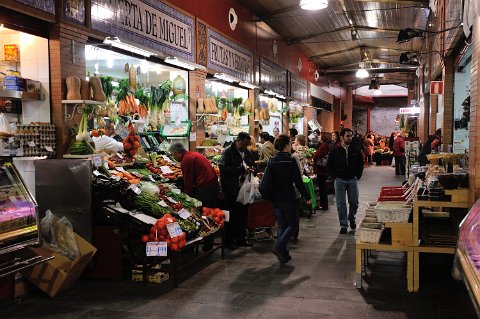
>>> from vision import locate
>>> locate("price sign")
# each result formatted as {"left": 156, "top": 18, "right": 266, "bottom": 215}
{"left": 28, "top": 141, "right": 35, "bottom": 147}
{"left": 178, "top": 209, "right": 191, "bottom": 219}
{"left": 93, "top": 170, "right": 102, "bottom": 177}
{"left": 142, "top": 137, "right": 151, "bottom": 149}
{"left": 160, "top": 166, "right": 174, "bottom": 174}
{"left": 115, "top": 123, "right": 130, "bottom": 140}
{"left": 92, "top": 155, "right": 102, "bottom": 167}
{"left": 112, "top": 176, "right": 121, "bottom": 181}
{"left": 166, "top": 197, "right": 178, "bottom": 204}
{"left": 128, "top": 184, "right": 142, "bottom": 195}
{"left": 166, "top": 222, "right": 183, "bottom": 238}
{"left": 146, "top": 242, "right": 167, "bottom": 257}
{"left": 45, "top": 146, "right": 54, "bottom": 152}
{"left": 131, "top": 171, "right": 143, "bottom": 178}
{"left": 158, "top": 200, "right": 168, "bottom": 207}
{"left": 223, "top": 210, "right": 230, "bottom": 222}
{"left": 2, "top": 149, "right": 10, "bottom": 156}
{"left": 116, "top": 167, "right": 126, "bottom": 172}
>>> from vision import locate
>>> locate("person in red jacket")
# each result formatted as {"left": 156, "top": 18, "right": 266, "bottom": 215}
{"left": 169, "top": 142, "right": 219, "bottom": 208}
{"left": 313, "top": 134, "right": 330, "bottom": 210}
{"left": 393, "top": 132, "right": 406, "bottom": 176}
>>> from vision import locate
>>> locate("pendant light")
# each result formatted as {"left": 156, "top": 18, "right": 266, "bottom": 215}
{"left": 356, "top": 61, "right": 369, "bottom": 79}
{"left": 300, "top": 0, "right": 328, "bottom": 10}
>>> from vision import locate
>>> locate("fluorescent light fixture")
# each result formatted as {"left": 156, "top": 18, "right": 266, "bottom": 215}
{"left": 239, "top": 81, "right": 258, "bottom": 89}
{"left": 373, "top": 89, "right": 382, "bottom": 96}
{"left": 263, "top": 89, "right": 276, "bottom": 96}
{"left": 356, "top": 68, "right": 369, "bottom": 78}
{"left": 300, "top": 0, "right": 328, "bottom": 10}
{"left": 213, "top": 73, "right": 239, "bottom": 83}
{"left": 275, "top": 94, "right": 286, "bottom": 99}
{"left": 103, "top": 36, "right": 156, "bottom": 57}
{"left": 164, "top": 56, "right": 196, "bottom": 71}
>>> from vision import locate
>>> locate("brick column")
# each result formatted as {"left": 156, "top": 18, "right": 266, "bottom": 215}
{"left": 469, "top": 12, "right": 480, "bottom": 205}
{"left": 418, "top": 96, "right": 429, "bottom": 142}
{"left": 50, "top": 23, "right": 88, "bottom": 157}
{"left": 344, "top": 86, "right": 353, "bottom": 129}
{"left": 442, "top": 56, "right": 454, "bottom": 150}
{"left": 333, "top": 98, "right": 341, "bottom": 131}
{"left": 188, "top": 69, "right": 207, "bottom": 151}
{"left": 429, "top": 95, "right": 438, "bottom": 135}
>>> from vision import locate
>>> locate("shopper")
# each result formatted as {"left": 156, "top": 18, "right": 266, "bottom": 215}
{"left": 272, "top": 127, "right": 280, "bottom": 140}
{"left": 393, "top": 132, "right": 406, "bottom": 176}
{"left": 364, "top": 133, "right": 374, "bottom": 165}
{"left": 313, "top": 134, "right": 330, "bottom": 210}
{"left": 309, "top": 129, "right": 321, "bottom": 148}
{"left": 248, "top": 135, "right": 260, "bottom": 162}
{"left": 292, "top": 134, "right": 308, "bottom": 174}
{"left": 419, "top": 128, "right": 442, "bottom": 166}
{"left": 330, "top": 131, "right": 340, "bottom": 151}
{"left": 389, "top": 132, "right": 395, "bottom": 150}
{"left": 219, "top": 132, "right": 255, "bottom": 249}
{"left": 255, "top": 132, "right": 275, "bottom": 171}
{"left": 169, "top": 142, "right": 219, "bottom": 208}
{"left": 289, "top": 128, "right": 298, "bottom": 146}
{"left": 261, "top": 134, "right": 311, "bottom": 263}
{"left": 327, "top": 128, "right": 364, "bottom": 234}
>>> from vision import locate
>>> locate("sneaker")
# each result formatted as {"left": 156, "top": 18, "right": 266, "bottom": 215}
{"left": 271, "top": 249, "right": 288, "bottom": 263}
{"left": 349, "top": 220, "right": 356, "bottom": 230}
{"left": 340, "top": 228, "right": 348, "bottom": 234}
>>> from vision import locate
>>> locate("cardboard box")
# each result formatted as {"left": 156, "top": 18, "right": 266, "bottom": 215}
{"left": 21, "top": 233, "right": 96, "bottom": 297}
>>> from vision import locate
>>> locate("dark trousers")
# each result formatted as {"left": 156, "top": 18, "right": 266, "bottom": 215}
{"left": 274, "top": 202, "right": 299, "bottom": 258}
{"left": 193, "top": 182, "right": 219, "bottom": 208}
{"left": 225, "top": 199, "right": 249, "bottom": 244}
{"left": 395, "top": 156, "right": 405, "bottom": 175}
{"left": 317, "top": 175, "right": 328, "bottom": 208}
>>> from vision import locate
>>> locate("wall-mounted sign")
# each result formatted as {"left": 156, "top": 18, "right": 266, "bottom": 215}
{"left": 207, "top": 28, "right": 253, "bottom": 83}
{"left": 430, "top": 81, "right": 444, "bottom": 95}
{"left": 399, "top": 107, "right": 420, "bottom": 114}
{"left": 12, "top": 0, "right": 55, "bottom": 14}
{"left": 290, "top": 72, "right": 308, "bottom": 103}
{"left": 91, "top": 0, "right": 195, "bottom": 62}
{"left": 260, "top": 57, "right": 287, "bottom": 96}
{"left": 64, "top": 0, "right": 86, "bottom": 25}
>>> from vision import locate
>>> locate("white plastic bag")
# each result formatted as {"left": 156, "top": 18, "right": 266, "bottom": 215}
{"left": 391, "top": 157, "right": 395, "bottom": 167}
{"left": 236, "top": 173, "right": 256, "bottom": 205}
{"left": 0, "top": 113, "right": 13, "bottom": 134}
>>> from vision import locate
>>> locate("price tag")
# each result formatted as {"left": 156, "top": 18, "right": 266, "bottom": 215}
{"left": 223, "top": 210, "right": 230, "bottom": 222}
{"left": 45, "top": 146, "right": 54, "bottom": 152}
{"left": 160, "top": 166, "right": 174, "bottom": 174}
{"left": 116, "top": 153, "right": 123, "bottom": 159}
{"left": 148, "top": 175, "right": 155, "bottom": 182}
{"left": 93, "top": 170, "right": 102, "bottom": 177}
{"left": 158, "top": 200, "right": 168, "bottom": 207}
{"left": 128, "top": 184, "right": 142, "bottom": 195}
{"left": 166, "top": 197, "right": 178, "bottom": 204}
{"left": 92, "top": 155, "right": 102, "bottom": 167}
{"left": 116, "top": 167, "right": 126, "bottom": 172}
{"left": 28, "top": 141, "right": 35, "bottom": 147}
{"left": 178, "top": 209, "right": 191, "bottom": 219}
{"left": 166, "top": 222, "right": 183, "bottom": 238}
{"left": 8, "top": 137, "right": 14, "bottom": 143}
{"left": 115, "top": 123, "right": 130, "bottom": 140}
{"left": 146, "top": 242, "right": 167, "bottom": 257}
{"left": 131, "top": 171, "right": 143, "bottom": 178}
{"left": 16, "top": 148, "right": 23, "bottom": 156}
{"left": 161, "top": 155, "right": 171, "bottom": 162}
{"left": 2, "top": 149, "right": 10, "bottom": 156}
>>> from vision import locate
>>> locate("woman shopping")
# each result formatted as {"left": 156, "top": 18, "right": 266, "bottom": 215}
{"left": 313, "top": 134, "right": 330, "bottom": 210}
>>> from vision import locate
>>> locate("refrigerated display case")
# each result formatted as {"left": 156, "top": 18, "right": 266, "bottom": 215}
{"left": 454, "top": 198, "right": 480, "bottom": 315}
{"left": 0, "top": 161, "right": 40, "bottom": 255}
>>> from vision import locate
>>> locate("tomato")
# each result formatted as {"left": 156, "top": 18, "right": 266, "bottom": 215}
{"left": 91, "top": 130, "right": 99, "bottom": 137}
{"left": 171, "top": 243, "right": 179, "bottom": 251}
{"left": 171, "top": 236, "right": 179, "bottom": 244}
{"left": 149, "top": 233, "right": 156, "bottom": 241}
{"left": 141, "top": 235, "right": 149, "bottom": 243}
{"left": 160, "top": 229, "right": 168, "bottom": 236}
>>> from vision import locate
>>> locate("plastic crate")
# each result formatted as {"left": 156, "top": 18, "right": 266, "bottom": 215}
{"left": 357, "top": 227, "right": 383, "bottom": 243}
{"left": 375, "top": 208, "right": 411, "bottom": 223}
{"left": 380, "top": 188, "right": 405, "bottom": 196}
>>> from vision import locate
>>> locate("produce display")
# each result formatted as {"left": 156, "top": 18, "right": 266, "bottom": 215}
{"left": 142, "top": 214, "right": 187, "bottom": 251}
{"left": 123, "top": 122, "right": 141, "bottom": 157}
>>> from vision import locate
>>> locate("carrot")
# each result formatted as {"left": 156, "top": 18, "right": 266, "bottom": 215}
{"left": 129, "top": 178, "right": 140, "bottom": 184}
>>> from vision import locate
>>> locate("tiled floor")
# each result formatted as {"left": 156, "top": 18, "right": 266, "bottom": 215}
{"left": 0, "top": 165, "right": 476, "bottom": 318}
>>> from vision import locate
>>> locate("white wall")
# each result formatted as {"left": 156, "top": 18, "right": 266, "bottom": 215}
{"left": 310, "top": 84, "right": 334, "bottom": 104}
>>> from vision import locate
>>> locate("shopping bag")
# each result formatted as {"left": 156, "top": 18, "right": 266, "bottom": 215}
{"left": 391, "top": 157, "right": 395, "bottom": 167}
{"left": 236, "top": 173, "right": 255, "bottom": 205}
{"left": 259, "top": 159, "right": 273, "bottom": 200}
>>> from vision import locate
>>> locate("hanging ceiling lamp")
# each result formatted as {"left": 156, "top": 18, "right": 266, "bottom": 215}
{"left": 373, "top": 89, "right": 382, "bottom": 96}
{"left": 300, "top": 0, "right": 328, "bottom": 10}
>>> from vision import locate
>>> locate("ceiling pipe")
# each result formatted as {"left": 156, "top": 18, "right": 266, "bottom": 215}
{"left": 324, "top": 67, "right": 417, "bottom": 75}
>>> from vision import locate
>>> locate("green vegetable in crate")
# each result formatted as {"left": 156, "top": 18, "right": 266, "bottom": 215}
{"left": 179, "top": 219, "right": 200, "bottom": 233}
{"left": 134, "top": 192, "right": 173, "bottom": 218}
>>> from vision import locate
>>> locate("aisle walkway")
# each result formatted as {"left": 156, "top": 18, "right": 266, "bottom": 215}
{"left": 0, "top": 166, "right": 476, "bottom": 318}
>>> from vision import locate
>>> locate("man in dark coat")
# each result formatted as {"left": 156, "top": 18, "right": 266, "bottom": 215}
{"left": 219, "top": 132, "right": 255, "bottom": 248}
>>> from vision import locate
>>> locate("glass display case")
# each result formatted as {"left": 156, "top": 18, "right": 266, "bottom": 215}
{"left": 454, "top": 198, "right": 480, "bottom": 315}
{"left": 0, "top": 160, "right": 40, "bottom": 255}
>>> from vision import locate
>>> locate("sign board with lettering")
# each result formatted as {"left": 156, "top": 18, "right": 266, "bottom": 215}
{"left": 13, "top": 0, "right": 55, "bottom": 15}
{"left": 91, "top": 0, "right": 195, "bottom": 62}
{"left": 289, "top": 72, "right": 308, "bottom": 103}
{"left": 259, "top": 57, "right": 287, "bottom": 96}
{"left": 399, "top": 107, "right": 420, "bottom": 114}
{"left": 207, "top": 28, "right": 253, "bottom": 83}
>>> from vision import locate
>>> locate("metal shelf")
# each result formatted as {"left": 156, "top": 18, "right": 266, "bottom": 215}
{"left": 0, "top": 90, "right": 44, "bottom": 101}
{"left": 62, "top": 100, "right": 106, "bottom": 121}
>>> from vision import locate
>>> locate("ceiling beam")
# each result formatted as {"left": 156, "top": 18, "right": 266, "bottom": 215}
{"left": 289, "top": 26, "right": 402, "bottom": 43}
{"left": 310, "top": 45, "right": 418, "bottom": 60}
{"left": 324, "top": 66, "right": 417, "bottom": 75}
{"left": 352, "top": 0, "right": 429, "bottom": 6}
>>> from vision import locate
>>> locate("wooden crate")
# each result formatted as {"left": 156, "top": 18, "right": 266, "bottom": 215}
{"left": 445, "top": 189, "right": 468, "bottom": 203}
{"left": 384, "top": 222, "right": 413, "bottom": 246}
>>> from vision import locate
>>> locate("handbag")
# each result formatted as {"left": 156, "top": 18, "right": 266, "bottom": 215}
{"left": 259, "top": 159, "right": 273, "bottom": 199}
{"left": 316, "top": 155, "right": 328, "bottom": 168}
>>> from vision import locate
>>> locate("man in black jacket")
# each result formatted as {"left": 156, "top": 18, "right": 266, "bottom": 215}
{"left": 219, "top": 132, "right": 255, "bottom": 248}
{"left": 327, "top": 128, "right": 364, "bottom": 234}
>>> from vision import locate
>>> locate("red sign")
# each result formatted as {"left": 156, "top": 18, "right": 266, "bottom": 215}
{"left": 430, "top": 81, "right": 444, "bottom": 95}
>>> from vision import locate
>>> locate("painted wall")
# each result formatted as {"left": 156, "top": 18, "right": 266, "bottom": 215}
{"left": 352, "top": 107, "right": 368, "bottom": 135}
